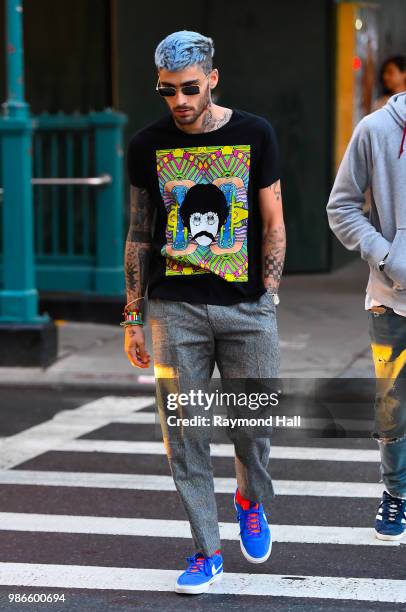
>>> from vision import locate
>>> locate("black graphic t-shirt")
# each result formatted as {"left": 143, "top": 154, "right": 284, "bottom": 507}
{"left": 127, "top": 108, "right": 280, "bottom": 305}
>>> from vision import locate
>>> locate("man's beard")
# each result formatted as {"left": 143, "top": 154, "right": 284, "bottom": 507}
{"left": 173, "top": 86, "right": 211, "bottom": 125}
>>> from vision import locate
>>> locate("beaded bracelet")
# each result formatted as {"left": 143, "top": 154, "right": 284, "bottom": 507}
{"left": 120, "top": 309, "right": 144, "bottom": 327}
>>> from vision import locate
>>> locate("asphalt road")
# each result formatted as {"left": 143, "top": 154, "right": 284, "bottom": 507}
{"left": 0, "top": 388, "right": 404, "bottom": 612}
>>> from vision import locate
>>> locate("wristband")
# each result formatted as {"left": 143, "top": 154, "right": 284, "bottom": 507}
{"left": 266, "top": 289, "right": 280, "bottom": 306}
{"left": 120, "top": 309, "right": 143, "bottom": 327}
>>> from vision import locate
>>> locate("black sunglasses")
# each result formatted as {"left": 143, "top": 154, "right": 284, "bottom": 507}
{"left": 155, "top": 75, "right": 209, "bottom": 97}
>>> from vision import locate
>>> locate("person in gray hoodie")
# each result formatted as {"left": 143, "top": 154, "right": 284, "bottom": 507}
{"left": 327, "top": 92, "right": 406, "bottom": 541}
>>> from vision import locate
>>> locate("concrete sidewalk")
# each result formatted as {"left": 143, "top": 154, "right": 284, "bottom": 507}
{"left": 0, "top": 260, "right": 374, "bottom": 392}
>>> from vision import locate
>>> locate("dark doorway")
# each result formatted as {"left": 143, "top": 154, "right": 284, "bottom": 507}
{"left": 0, "top": 0, "right": 112, "bottom": 114}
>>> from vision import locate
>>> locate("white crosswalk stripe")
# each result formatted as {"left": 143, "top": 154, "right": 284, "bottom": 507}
{"left": 56, "top": 439, "right": 381, "bottom": 462}
{"left": 0, "top": 563, "right": 405, "bottom": 602}
{"left": 0, "top": 396, "right": 154, "bottom": 470}
{"left": 0, "top": 470, "right": 383, "bottom": 497}
{"left": 0, "top": 512, "right": 401, "bottom": 547}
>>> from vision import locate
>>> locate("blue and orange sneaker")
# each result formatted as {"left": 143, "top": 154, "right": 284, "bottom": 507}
{"left": 175, "top": 551, "right": 223, "bottom": 594}
{"left": 375, "top": 490, "right": 406, "bottom": 541}
{"left": 234, "top": 488, "right": 272, "bottom": 563}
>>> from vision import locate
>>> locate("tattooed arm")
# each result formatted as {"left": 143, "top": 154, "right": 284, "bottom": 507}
{"left": 124, "top": 184, "right": 154, "bottom": 368}
{"left": 258, "top": 179, "right": 286, "bottom": 294}
{"left": 125, "top": 184, "right": 154, "bottom": 309}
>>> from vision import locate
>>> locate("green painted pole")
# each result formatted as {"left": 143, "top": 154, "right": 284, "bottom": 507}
{"left": 0, "top": 0, "right": 46, "bottom": 322}
{"left": 90, "top": 108, "right": 127, "bottom": 295}
{"left": 3, "top": 0, "right": 28, "bottom": 118}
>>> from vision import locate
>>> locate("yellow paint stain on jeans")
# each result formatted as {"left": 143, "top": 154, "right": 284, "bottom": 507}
{"left": 371, "top": 343, "right": 406, "bottom": 380}
{"left": 153, "top": 364, "right": 178, "bottom": 379}
{"left": 371, "top": 342, "right": 406, "bottom": 432}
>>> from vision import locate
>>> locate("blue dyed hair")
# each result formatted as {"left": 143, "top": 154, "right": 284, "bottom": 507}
{"left": 154, "top": 30, "right": 214, "bottom": 75}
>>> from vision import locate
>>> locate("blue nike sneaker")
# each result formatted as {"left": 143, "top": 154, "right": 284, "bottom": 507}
{"left": 375, "top": 490, "right": 406, "bottom": 541}
{"left": 234, "top": 488, "right": 272, "bottom": 563}
{"left": 175, "top": 551, "right": 223, "bottom": 594}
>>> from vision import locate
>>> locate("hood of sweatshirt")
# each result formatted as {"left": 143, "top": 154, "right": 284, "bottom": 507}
{"left": 384, "top": 92, "right": 406, "bottom": 157}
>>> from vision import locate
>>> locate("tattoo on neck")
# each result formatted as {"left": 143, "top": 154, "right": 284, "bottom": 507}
{"left": 201, "top": 107, "right": 213, "bottom": 131}
{"left": 202, "top": 107, "right": 232, "bottom": 132}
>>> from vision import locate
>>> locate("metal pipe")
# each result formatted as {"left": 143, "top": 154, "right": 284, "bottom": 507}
{"left": 31, "top": 173, "right": 112, "bottom": 186}
{"left": 0, "top": 175, "right": 111, "bottom": 195}
{"left": 2, "top": 0, "right": 29, "bottom": 118}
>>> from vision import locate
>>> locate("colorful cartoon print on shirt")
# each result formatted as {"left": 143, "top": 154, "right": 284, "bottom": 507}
{"left": 155, "top": 145, "right": 250, "bottom": 282}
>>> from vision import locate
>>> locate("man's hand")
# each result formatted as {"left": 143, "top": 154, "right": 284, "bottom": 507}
{"left": 124, "top": 325, "right": 151, "bottom": 369}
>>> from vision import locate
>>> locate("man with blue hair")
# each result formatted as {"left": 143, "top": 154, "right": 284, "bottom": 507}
{"left": 153, "top": 30, "right": 231, "bottom": 131}
{"left": 124, "top": 30, "right": 286, "bottom": 594}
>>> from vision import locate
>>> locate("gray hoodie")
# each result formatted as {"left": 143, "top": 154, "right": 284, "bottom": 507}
{"left": 327, "top": 92, "right": 406, "bottom": 311}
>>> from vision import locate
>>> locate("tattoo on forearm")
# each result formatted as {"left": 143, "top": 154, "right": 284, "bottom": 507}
{"left": 127, "top": 187, "right": 153, "bottom": 241}
{"left": 125, "top": 185, "right": 154, "bottom": 312}
{"left": 263, "top": 223, "right": 286, "bottom": 291}
{"left": 125, "top": 243, "right": 150, "bottom": 292}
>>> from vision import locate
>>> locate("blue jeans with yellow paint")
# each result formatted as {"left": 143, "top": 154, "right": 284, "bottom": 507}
{"left": 368, "top": 307, "right": 406, "bottom": 499}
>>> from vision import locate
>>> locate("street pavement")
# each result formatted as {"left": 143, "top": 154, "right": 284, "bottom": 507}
{"left": 0, "top": 260, "right": 374, "bottom": 392}
{"left": 0, "top": 389, "right": 404, "bottom": 610}
{"left": 0, "top": 260, "right": 404, "bottom": 610}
